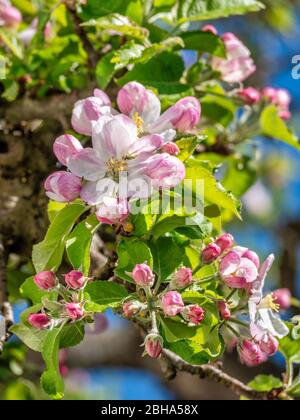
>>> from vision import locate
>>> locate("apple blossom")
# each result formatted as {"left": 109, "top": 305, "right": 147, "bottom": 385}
{"left": 65, "top": 303, "right": 84, "bottom": 320}
{"left": 215, "top": 233, "right": 234, "bottom": 253}
{"left": 239, "top": 340, "right": 266, "bottom": 367}
{"left": 132, "top": 263, "right": 155, "bottom": 288}
{"left": 238, "top": 87, "right": 261, "bottom": 105}
{"left": 218, "top": 301, "right": 231, "bottom": 320}
{"left": 144, "top": 333, "right": 163, "bottom": 359}
{"left": 258, "top": 334, "right": 279, "bottom": 356}
{"left": 64, "top": 270, "right": 85, "bottom": 290}
{"left": 123, "top": 301, "right": 144, "bottom": 318}
{"left": 44, "top": 171, "right": 82, "bottom": 202}
{"left": 170, "top": 267, "right": 193, "bottom": 289}
{"left": 53, "top": 135, "right": 83, "bottom": 166}
{"left": 161, "top": 142, "right": 180, "bottom": 156}
{"left": 212, "top": 32, "right": 256, "bottom": 83}
{"left": 28, "top": 313, "right": 51, "bottom": 329}
{"left": 145, "top": 153, "right": 186, "bottom": 189}
{"left": 161, "top": 291, "right": 184, "bottom": 317}
{"left": 0, "top": 1, "right": 21, "bottom": 28}
{"left": 182, "top": 304, "right": 205, "bottom": 325}
{"left": 34, "top": 271, "right": 57, "bottom": 290}
{"left": 262, "top": 87, "right": 292, "bottom": 120}
{"left": 96, "top": 197, "right": 129, "bottom": 225}
{"left": 272, "top": 288, "right": 292, "bottom": 310}
{"left": 202, "top": 243, "right": 221, "bottom": 264}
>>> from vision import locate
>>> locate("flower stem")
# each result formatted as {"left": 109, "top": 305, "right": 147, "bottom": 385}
{"left": 192, "top": 263, "right": 203, "bottom": 275}
{"left": 228, "top": 318, "right": 249, "bottom": 329}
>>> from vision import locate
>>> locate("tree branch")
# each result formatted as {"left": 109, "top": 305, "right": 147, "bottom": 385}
{"left": 0, "top": 236, "right": 14, "bottom": 353}
{"left": 162, "top": 349, "right": 287, "bottom": 400}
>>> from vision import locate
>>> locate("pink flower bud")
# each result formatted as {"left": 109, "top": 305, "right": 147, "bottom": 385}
{"left": 71, "top": 95, "right": 111, "bottom": 136}
{"left": 44, "top": 171, "right": 82, "bottom": 202}
{"left": 202, "top": 243, "right": 221, "bottom": 264}
{"left": 0, "top": 4, "right": 22, "bottom": 28}
{"left": 144, "top": 333, "right": 163, "bottom": 359}
{"left": 53, "top": 135, "right": 83, "bottom": 166}
{"left": 272, "top": 288, "right": 292, "bottom": 310}
{"left": 262, "top": 87, "right": 277, "bottom": 102}
{"left": 164, "top": 97, "right": 201, "bottom": 132}
{"left": 161, "top": 142, "right": 180, "bottom": 156}
{"left": 34, "top": 271, "right": 57, "bottom": 290}
{"left": 218, "top": 301, "right": 231, "bottom": 320}
{"left": 243, "top": 249, "right": 260, "bottom": 269}
{"left": 28, "top": 313, "right": 51, "bottom": 329}
{"left": 64, "top": 270, "right": 85, "bottom": 290}
{"left": 259, "top": 335, "right": 279, "bottom": 356}
{"left": 65, "top": 303, "right": 84, "bottom": 320}
{"left": 171, "top": 267, "right": 193, "bottom": 289}
{"left": 215, "top": 233, "right": 234, "bottom": 253}
{"left": 262, "top": 87, "right": 292, "bottom": 120}
{"left": 132, "top": 263, "right": 155, "bottom": 288}
{"left": 161, "top": 291, "right": 184, "bottom": 317}
{"left": 182, "top": 304, "right": 205, "bottom": 325}
{"left": 202, "top": 25, "right": 218, "bottom": 35}
{"left": 96, "top": 198, "right": 129, "bottom": 225}
{"left": 146, "top": 153, "right": 186, "bottom": 189}
{"left": 238, "top": 87, "right": 261, "bottom": 105}
{"left": 123, "top": 300, "right": 144, "bottom": 318}
{"left": 239, "top": 340, "right": 267, "bottom": 367}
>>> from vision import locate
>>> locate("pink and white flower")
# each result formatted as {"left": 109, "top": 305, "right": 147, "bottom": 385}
{"left": 44, "top": 171, "right": 82, "bottom": 202}
{"left": 262, "top": 87, "right": 292, "bottom": 120}
{"left": 64, "top": 270, "right": 85, "bottom": 290}
{"left": 272, "top": 288, "right": 292, "bottom": 310}
{"left": 239, "top": 339, "right": 267, "bottom": 367}
{"left": 96, "top": 197, "right": 129, "bottom": 225}
{"left": 248, "top": 254, "right": 289, "bottom": 341}
{"left": 132, "top": 263, "right": 155, "bottom": 288}
{"left": 144, "top": 333, "right": 163, "bottom": 359}
{"left": 0, "top": 0, "right": 21, "bottom": 28}
{"left": 182, "top": 304, "right": 205, "bottom": 325}
{"left": 53, "top": 135, "right": 83, "bottom": 166}
{"left": 170, "top": 267, "right": 193, "bottom": 289}
{"left": 28, "top": 313, "right": 51, "bottom": 329}
{"left": 161, "top": 291, "right": 184, "bottom": 317}
{"left": 212, "top": 32, "right": 256, "bottom": 83}
{"left": 34, "top": 271, "right": 57, "bottom": 290}
{"left": 65, "top": 303, "right": 84, "bottom": 320}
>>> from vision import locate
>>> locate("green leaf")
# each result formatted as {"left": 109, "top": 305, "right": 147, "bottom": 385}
{"left": 41, "top": 324, "right": 65, "bottom": 400}
{"left": 279, "top": 324, "right": 300, "bottom": 363}
{"left": 96, "top": 51, "right": 117, "bottom": 90}
{"left": 177, "top": 136, "right": 204, "bottom": 162}
{"left": 85, "top": 281, "right": 128, "bottom": 310}
{"left": 117, "top": 51, "right": 185, "bottom": 94}
{"left": 247, "top": 375, "right": 283, "bottom": 392}
{"left": 222, "top": 157, "right": 257, "bottom": 197}
{"left": 82, "top": 13, "right": 149, "bottom": 41}
{"left": 180, "top": 31, "right": 226, "bottom": 57}
{"left": 32, "top": 203, "right": 87, "bottom": 273}
{"left": 177, "top": 0, "right": 264, "bottom": 22}
{"left": 66, "top": 215, "right": 100, "bottom": 275}
{"left": 1, "top": 80, "right": 20, "bottom": 102}
{"left": 116, "top": 238, "right": 153, "bottom": 282}
{"left": 160, "top": 318, "right": 198, "bottom": 342}
{"left": 0, "top": 28, "right": 23, "bottom": 59}
{"left": 59, "top": 323, "right": 85, "bottom": 349}
{"left": 150, "top": 237, "right": 185, "bottom": 281}
{"left": 154, "top": 0, "right": 176, "bottom": 7}
{"left": 185, "top": 159, "right": 241, "bottom": 218}
{"left": 10, "top": 323, "right": 47, "bottom": 353}
{"left": 80, "top": 0, "right": 143, "bottom": 23}
{"left": 131, "top": 213, "right": 154, "bottom": 237}
{"left": 260, "top": 105, "right": 300, "bottom": 151}
{"left": 47, "top": 201, "right": 67, "bottom": 223}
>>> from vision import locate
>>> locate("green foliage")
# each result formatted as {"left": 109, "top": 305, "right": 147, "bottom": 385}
{"left": 85, "top": 281, "right": 128, "bottom": 311}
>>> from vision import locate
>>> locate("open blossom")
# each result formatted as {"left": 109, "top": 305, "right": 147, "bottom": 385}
{"left": 144, "top": 333, "right": 163, "bottom": 359}
{"left": 71, "top": 90, "right": 112, "bottom": 136}
{"left": 64, "top": 270, "right": 85, "bottom": 290}
{"left": 53, "top": 135, "right": 83, "bottom": 166}
{"left": 170, "top": 267, "right": 193, "bottom": 289}
{"left": 212, "top": 32, "right": 256, "bottom": 83}
{"left": 28, "top": 313, "right": 51, "bottom": 329}
{"left": 65, "top": 303, "right": 84, "bottom": 320}
{"left": 162, "top": 291, "right": 184, "bottom": 317}
{"left": 96, "top": 197, "right": 129, "bottom": 225}
{"left": 262, "top": 87, "right": 292, "bottom": 120}
{"left": 132, "top": 263, "right": 155, "bottom": 288}
{"left": 220, "top": 247, "right": 259, "bottom": 289}
{"left": 34, "top": 271, "right": 56, "bottom": 290}
{"left": 117, "top": 82, "right": 201, "bottom": 135}
{"left": 44, "top": 171, "right": 82, "bottom": 202}
{"left": 65, "top": 114, "right": 185, "bottom": 204}
{"left": 0, "top": 0, "right": 22, "bottom": 28}
{"left": 239, "top": 340, "right": 267, "bottom": 367}
{"left": 182, "top": 305, "right": 205, "bottom": 325}
{"left": 248, "top": 254, "right": 289, "bottom": 342}
{"left": 202, "top": 243, "right": 221, "bottom": 264}
{"left": 272, "top": 288, "right": 292, "bottom": 310}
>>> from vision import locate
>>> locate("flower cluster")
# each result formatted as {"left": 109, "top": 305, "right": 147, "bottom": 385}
{"left": 45, "top": 83, "right": 201, "bottom": 223}
{"left": 28, "top": 270, "right": 96, "bottom": 329}
{"left": 200, "top": 233, "right": 290, "bottom": 367}
{"left": 123, "top": 264, "right": 205, "bottom": 359}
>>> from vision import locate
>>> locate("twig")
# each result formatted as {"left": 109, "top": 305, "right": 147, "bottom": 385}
{"left": 162, "top": 349, "right": 286, "bottom": 400}
{"left": 65, "top": 1, "right": 99, "bottom": 68}
{"left": 0, "top": 235, "right": 14, "bottom": 353}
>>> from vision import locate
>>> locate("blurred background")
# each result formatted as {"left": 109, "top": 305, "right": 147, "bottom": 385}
{"left": 1, "top": 0, "right": 300, "bottom": 400}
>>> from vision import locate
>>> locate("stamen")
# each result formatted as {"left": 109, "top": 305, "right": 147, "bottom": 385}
{"left": 106, "top": 158, "right": 128, "bottom": 177}
{"left": 132, "top": 112, "right": 144, "bottom": 137}
{"left": 260, "top": 294, "right": 280, "bottom": 312}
